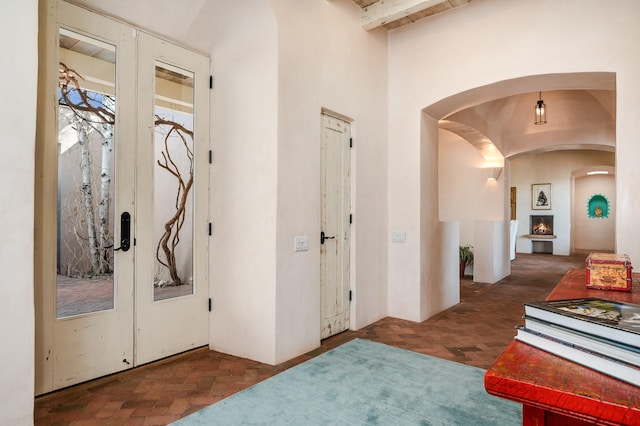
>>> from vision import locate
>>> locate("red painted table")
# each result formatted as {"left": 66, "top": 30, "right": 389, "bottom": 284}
{"left": 484, "top": 269, "right": 640, "bottom": 426}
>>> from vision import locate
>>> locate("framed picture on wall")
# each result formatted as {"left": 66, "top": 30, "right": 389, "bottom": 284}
{"left": 532, "top": 183, "right": 551, "bottom": 210}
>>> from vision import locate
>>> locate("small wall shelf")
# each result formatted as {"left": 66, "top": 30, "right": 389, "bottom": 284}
{"left": 523, "top": 234, "right": 557, "bottom": 239}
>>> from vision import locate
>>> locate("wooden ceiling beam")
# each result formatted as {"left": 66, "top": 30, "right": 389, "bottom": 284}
{"left": 361, "top": 0, "right": 449, "bottom": 30}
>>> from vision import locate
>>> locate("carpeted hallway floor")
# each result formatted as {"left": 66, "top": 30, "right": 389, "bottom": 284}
{"left": 34, "top": 252, "right": 587, "bottom": 425}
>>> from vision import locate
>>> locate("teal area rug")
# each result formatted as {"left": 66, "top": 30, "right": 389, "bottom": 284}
{"left": 172, "top": 339, "right": 521, "bottom": 425}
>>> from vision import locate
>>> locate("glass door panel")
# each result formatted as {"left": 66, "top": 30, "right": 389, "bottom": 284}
{"left": 56, "top": 28, "right": 116, "bottom": 318}
{"left": 153, "top": 62, "right": 195, "bottom": 301}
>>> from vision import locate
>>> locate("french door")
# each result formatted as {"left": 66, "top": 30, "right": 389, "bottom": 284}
{"left": 35, "top": 0, "right": 209, "bottom": 394}
{"left": 135, "top": 32, "right": 210, "bottom": 365}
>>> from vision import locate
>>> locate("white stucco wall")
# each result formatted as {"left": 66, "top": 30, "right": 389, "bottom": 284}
{"left": 439, "top": 129, "right": 508, "bottom": 283}
{"left": 511, "top": 151, "right": 615, "bottom": 255}
{"left": 206, "top": 1, "right": 280, "bottom": 363}
{"left": 157, "top": 0, "right": 388, "bottom": 365}
{"left": 388, "top": 0, "right": 640, "bottom": 320}
{"left": 420, "top": 114, "right": 459, "bottom": 318}
{"left": 0, "top": 1, "right": 37, "bottom": 424}
{"left": 474, "top": 221, "right": 509, "bottom": 284}
{"left": 270, "top": 0, "right": 388, "bottom": 362}
{"left": 439, "top": 129, "right": 504, "bottom": 243}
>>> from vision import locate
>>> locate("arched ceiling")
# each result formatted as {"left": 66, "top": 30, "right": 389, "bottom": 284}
{"left": 441, "top": 88, "right": 616, "bottom": 160}
{"left": 426, "top": 73, "right": 616, "bottom": 161}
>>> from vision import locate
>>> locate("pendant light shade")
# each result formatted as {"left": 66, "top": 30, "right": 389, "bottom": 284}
{"left": 535, "top": 91, "right": 547, "bottom": 125}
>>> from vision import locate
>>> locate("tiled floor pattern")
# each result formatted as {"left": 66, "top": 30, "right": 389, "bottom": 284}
{"left": 35, "top": 253, "right": 587, "bottom": 425}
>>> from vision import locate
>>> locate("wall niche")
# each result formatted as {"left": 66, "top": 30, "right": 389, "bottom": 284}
{"left": 587, "top": 194, "right": 609, "bottom": 219}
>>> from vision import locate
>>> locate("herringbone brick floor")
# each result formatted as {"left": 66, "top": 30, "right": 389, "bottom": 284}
{"left": 34, "top": 253, "right": 587, "bottom": 425}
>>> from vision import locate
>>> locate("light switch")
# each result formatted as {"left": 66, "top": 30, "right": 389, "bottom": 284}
{"left": 391, "top": 232, "right": 406, "bottom": 243}
{"left": 294, "top": 236, "right": 309, "bottom": 252}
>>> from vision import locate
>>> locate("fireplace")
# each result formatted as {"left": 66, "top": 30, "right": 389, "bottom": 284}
{"left": 530, "top": 215, "right": 553, "bottom": 235}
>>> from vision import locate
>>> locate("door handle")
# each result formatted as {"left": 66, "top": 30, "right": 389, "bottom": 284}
{"left": 114, "top": 212, "right": 131, "bottom": 252}
{"left": 320, "top": 231, "right": 335, "bottom": 245}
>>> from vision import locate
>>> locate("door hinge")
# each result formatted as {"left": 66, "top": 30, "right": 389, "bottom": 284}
{"left": 349, "top": 290, "right": 353, "bottom": 301}
{"left": 208, "top": 222, "right": 212, "bottom": 236}
{"left": 209, "top": 298, "right": 212, "bottom": 312}
{"left": 209, "top": 75, "right": 213, "bottom": 89}
{"left": 349, "top": 214, "right": 353, "bottom": 224}
{"left": 209, "top": 150, "right": 213, "bottom": 164}
{"left": 349, "top": 137, "right": 353, "bottom": 148}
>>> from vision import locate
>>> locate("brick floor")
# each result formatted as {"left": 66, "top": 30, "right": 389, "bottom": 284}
{"left": 56, "top": 276, "right": 193, "bottom": 317}
{"left": 35, "top": 253, "right": 587, "bottom": 425}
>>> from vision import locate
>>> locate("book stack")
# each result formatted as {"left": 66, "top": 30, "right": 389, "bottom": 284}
{"left": 515, "top": 297, "right": 640, "bottom": 386}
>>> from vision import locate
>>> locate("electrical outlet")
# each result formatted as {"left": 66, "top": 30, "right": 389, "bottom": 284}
{"left": 294, "top": 236, "right": 309, "bottom": 252}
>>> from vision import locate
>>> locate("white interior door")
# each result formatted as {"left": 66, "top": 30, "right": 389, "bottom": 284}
{"left": 320, "top": 113, "right": 351, "bottom": 339}
{"left": 35, "top": 0, "right": 209, "bottom": 394}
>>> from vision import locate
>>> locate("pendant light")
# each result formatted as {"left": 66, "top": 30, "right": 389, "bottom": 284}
{"left": 535, "top": 91, "right": 547, "bottom": 125}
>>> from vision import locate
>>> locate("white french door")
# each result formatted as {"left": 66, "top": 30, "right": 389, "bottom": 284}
{"left": 35, "top": 0, "right": 209, "bottom": 395}
{"left": 134, "top": 32, "right": 210, "bottom": 365}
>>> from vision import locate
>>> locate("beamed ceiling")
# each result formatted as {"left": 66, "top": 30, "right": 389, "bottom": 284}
{"left": 350, "top": 0, "right": 473, "bottom": 30}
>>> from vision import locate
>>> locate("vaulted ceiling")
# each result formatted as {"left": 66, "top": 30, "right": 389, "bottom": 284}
{"left": 441, "top": 89, "right": 616, "bottom": 162}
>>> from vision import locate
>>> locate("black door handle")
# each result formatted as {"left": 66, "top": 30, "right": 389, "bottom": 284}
{"left": 114, "top": 212, "right": 131, "bottom": 252}
{"left": 320, "top": 231, "right": 335, "bottom": 245}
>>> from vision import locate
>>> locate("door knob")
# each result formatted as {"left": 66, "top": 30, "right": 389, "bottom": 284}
{"left": 320, "top": 231, "right": 335, "bottom": 245}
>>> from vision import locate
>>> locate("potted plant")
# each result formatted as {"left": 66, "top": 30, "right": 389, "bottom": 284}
{"left": 459, "top": 245, "right": 474, "bottom": 277}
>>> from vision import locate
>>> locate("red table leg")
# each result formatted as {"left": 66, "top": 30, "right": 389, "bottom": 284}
{"left": 523, "top": 404, "right": 596, "bottom": 426}
{"left": 523, "top": 405, "right": 546, "bottom": 426}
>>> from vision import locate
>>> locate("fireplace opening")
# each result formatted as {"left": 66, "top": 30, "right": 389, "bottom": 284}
{"left": 530, "top": 215, "right": 553, "bottom": 235}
